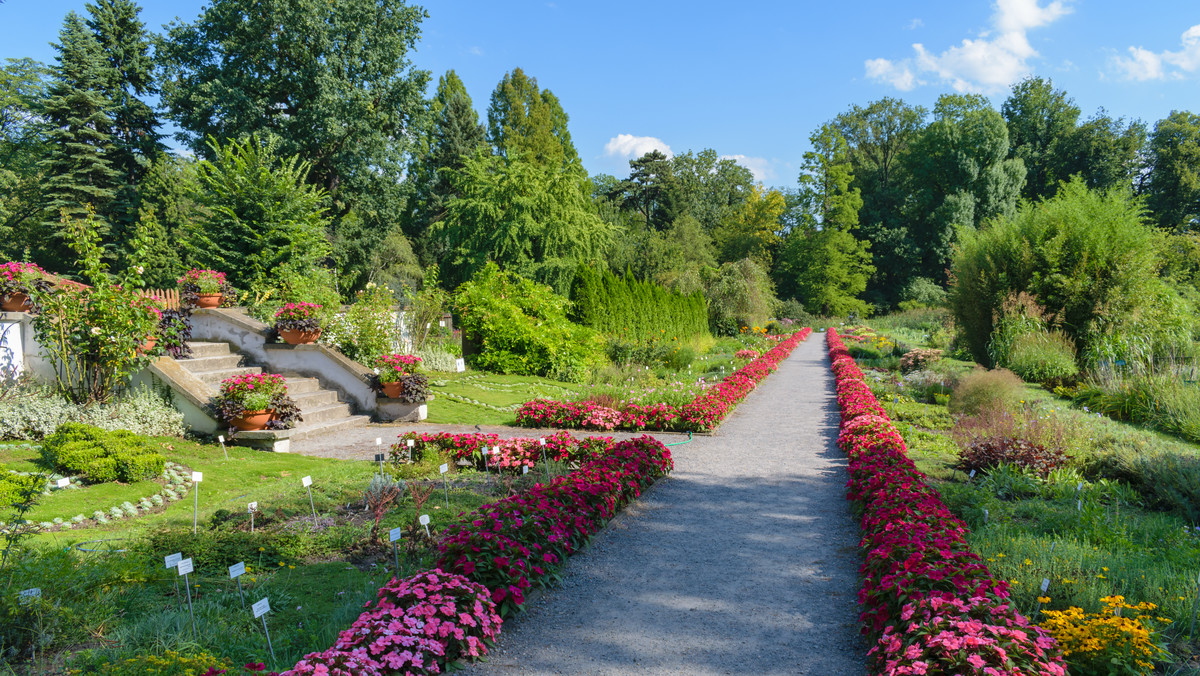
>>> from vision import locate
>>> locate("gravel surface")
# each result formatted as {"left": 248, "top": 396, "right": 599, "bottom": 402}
{"left": 458, "top": 333, "right": 866, "bottom": 675}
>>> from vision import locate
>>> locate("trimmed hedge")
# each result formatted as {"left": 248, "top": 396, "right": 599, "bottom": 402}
{"left": 0, "top": 467, "right": 45, "bottom": 507}
{"left": 570, "top": 266, "right": 708, "bottom": 341}
{"left": 41, "top": 423, "right": 165, "bottom": 484}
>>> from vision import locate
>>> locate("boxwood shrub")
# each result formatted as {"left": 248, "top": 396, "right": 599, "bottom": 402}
{"left": 41, "top": 423, "right": 165, "bottom": 484}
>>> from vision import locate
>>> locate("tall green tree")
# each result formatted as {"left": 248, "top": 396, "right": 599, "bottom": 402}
{"left": 486, "top": 68, "right": 580, "bottom": 171}
{"left": 1145, "top": 110, "right": 1200, "bottom": 232}
{"left": 901, "top": 94, "right": 1025, "bottom": 288}
{"left": 833, "top": 97, "right": 926, "bottom": 304}
{"left": 713, "top": 185, "right": 786, "bottom": 266}
{"left": 85, "top": 0, "right": 162, "bottom": 235}
{"left": 434, "top": 149, "right": 613, "bottom": 293}
{"left": 158, "top": 0, "right": 430, "bottom": 292}
{"left": 607, "top": 150, "right": 679, "bottom": 230}
{"left": 1002, "top": 76, "right": 1080, "bottom": 202}
{"left": 1059, "top": 111, "right": 1147, "bottom": 193}
{"left": 776, "top": 124, "right": 873, "bottom": 315}
{"left": 38, "top": 12, "right": 119, "bottom": 273}
{"left": 669, "top": 148, "right": 755, "bottom": 232}
{"left": 0, "top": 58, "right": 51, "bottom": 254}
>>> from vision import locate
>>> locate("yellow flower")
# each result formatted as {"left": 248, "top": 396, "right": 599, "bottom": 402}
{"left": 258, "top": 547, "right": 265, "bottom": 552}
{"left": 996, "top": 552, "right": 1005, "bottom": 558}
{"left": 1038, "top": 596, "right": 1051, "bottom": 604}
{"left": 288, "top": 565, "right": 295, "bottom": 569}
{"left": 1024, "top": 558, "right": 1033, "bottom": 566}
{"left": 278, "top": 561, "right": 285, "bottom": 567}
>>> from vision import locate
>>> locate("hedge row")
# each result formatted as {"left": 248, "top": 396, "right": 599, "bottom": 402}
{"left": 826, "top": 329, "right": 1066, "bottom": 676}
{"left": 569, "top": 266, "right": 708, "bottom": 341}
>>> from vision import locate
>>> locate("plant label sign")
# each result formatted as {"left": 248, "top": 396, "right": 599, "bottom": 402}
{"left": 302, "top": 476, "right": 312, "bottom": 487}
{"left": 1041, "top": 578, "right": 1050, "bottom": 593}
{"left": 389, "top": 526, "right": 404, "bottom": 542}
{"left": 523, "top": 466, "right": 530, "bottom": 475}
{"left": 407, "top": 439, "right": 414, "bottom": 448}
{"left": 455, "top": 358, "right": 465, "bottom": 372}
{"left": 538, "top": 438, "right": 545, "bottom": 446}
{"left": 439, "top": 320, "right": 445, "bottom": 327}
{"left": 252, "top": 597, "right": 270, "bottom": 618}
{"left": 419, "top": 514, "right": 430, "bottom": 526}
{"left": 192, "top": 471, "right": 203, "bottom": 482}
{"left": 18, "top": 588, "right": 40, "bottom": 603}
{"left": 56, "top": 477, "right": 70, "bottom": 488}
{"left": 968, "top": 469, "right": 976, "bottom": 479}
{"left": 229, "top": 562, "right": 245, "bottom": 579}
{"left": 248, "top": 502, "right": 257, "bottom": 513}
{"left": 439, "top": 464, "right": 448, "bottom": 474}
{"left": 218, "top": 435, "right": 225, "bottom": 444}
{"left": 374, "top": 453, "right": 386, "bottom": 463}
{"left": 165, "top": 553, "right": 182, "bottom": 569}
{"left": 375, "top": 438, "right": 382, "bottom": 446}
{"left": 177, "top": 558, "right": 194, "bottom": 576}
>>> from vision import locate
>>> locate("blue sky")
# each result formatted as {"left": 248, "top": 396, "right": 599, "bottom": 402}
{"left": 3, "top": 0, "right": 1199, "bottom": 188}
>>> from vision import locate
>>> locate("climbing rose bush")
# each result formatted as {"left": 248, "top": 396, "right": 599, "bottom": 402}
{"left": 515, "top": 328, "right": 812, "bottom": 432}
{"left": 826, "top": 328, "right": 1066, "bottom": 675}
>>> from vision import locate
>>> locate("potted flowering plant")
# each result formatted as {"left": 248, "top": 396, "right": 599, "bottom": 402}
{"left": 274, "top": 302, "right": 323, "bottom": 344}
{"left": 133, "top": 296, "right": 164, "bottom": 355}
{"left": 177, "top": 269, "right": 227, "bottom": 308}
{"left": 212, "top": 373, "right": 302, "bottom": 431}
{"left": 0, "top": 262, "right": 51, "bottom": 312}
{"left": 372, "top": 353, "right": 424, "bottom": 399}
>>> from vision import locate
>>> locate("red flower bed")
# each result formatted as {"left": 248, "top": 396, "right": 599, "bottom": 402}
{"left": 826, "top": 329, "right": 1066, "bottom": 676}
{"left": 285, "top": 434, "right": 673, "bottom": 674}
{"left": 515, "top": 328, "right": 812, "bottom": 432}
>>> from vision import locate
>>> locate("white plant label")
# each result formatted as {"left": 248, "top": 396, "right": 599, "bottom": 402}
{"left": 439, "top": 464, "right": 448, "bottom": 474}
{"left": 229, "top": 562, "right": 246, "bottom": 579}
{"left": 455, "top": 358, "right": 465, "bottom": 372}
{"left": 389, "top": 526, "right": 404, "bottom": 542}
{"left": 439, "top": 320, "right": 445, "bottom": 327}
{"left": 192, "top": 471, "right": 203, "bottom": 482}
{"left": 218, "top": 435, "right": 225, "bottom": 444}
{"left": 375, "top": 437, "right": 382, "bottom": 446}
{"left": 407, "top": 439, "right": 414, "bottom": 448}
{"left": 165, "top": 553, "right": 182, "bottom": 569}
{"left": 302, "top": 475, "right": 312, "bottom": 487}
{"left": 419, "top": 514, "right": 430, "bottom": 526}
{"left": 252, "top": 597, "right": 270, "bottom": 618}
{"left": 56, "top": 477, "right": 70, "bottom": 488}
{"left": 968, "top": 470, "right": 975, "bottom": 478}
{"left": 248, "top": 501, "right": 258, "bottom": 513}
{"left": 18, "top": 588, "right": 40, "bottom": 602}
{"left": 177, "top": 558, "right": 194, "bottom": 576}
{"left": 523, "top": 466, "right": 530, "bottom": 475}
{"left": 1041, "top": 578, "right": 1050, "bottom": 593}
{"left": 538, "top": 438, "right": 545, "bottom": 446}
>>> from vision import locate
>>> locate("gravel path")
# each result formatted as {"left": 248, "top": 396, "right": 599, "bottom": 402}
{"left": 460, "top": 333, "right": 866, "bottom": 675}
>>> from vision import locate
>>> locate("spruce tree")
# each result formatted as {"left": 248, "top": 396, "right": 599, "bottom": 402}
{"left": 86, "top": 0, "right": 162, "bottom": 239}
{"left": 487, "top": 68, "right": 581, "bottom": 172}
{"left": 38, "top": 11, "right": 119, "bottom": 273}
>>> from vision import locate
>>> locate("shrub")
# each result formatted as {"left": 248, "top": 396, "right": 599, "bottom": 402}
{"left": 776, "top": 298, "right": 813, "bottom": 324}
{"left": 948, "top": 368, "right": 1025, "bottom": 415}
{"left": 41, "top": 423, "right": 165, "bottom": 484}
{"left": 413, "top": 347, "right": 458, "bottom": 372}
{"left": 1004, "top": 331, "right": 1079, "bottom": 385}
{"left": 957, "top": 439, "right": 1067, "bottom": 478}
{"left": 0, "top": 467, "right": 46, "bottom": 506}
{"left": 454, "top": 263, "right": 603, "bottom": 383}
{"left": 570, "top": 265, "right": 709, "bottom": 341}
{"left": 325, "top": 283, "right": 400, "bottom": 364}
{"left": 899, "top": 348, "right": 942, "bottom": 373}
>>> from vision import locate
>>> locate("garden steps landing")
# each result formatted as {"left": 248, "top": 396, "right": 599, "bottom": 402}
{"left": 171, "top": 340, "right": 370, "bottom": 451}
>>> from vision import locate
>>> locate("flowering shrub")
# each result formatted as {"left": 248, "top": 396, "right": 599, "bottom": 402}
{"left": 956, "top": 437, "right": 1068, "bottom": 478}
{"left": 515, "top": 328, "right": 812, "bottom": 432}
{"left": 375, "top": 354, "right": 423, "bottom": 383}
{"left": 1038, "top": 595, "right": 1168, "bottom": 675}
{"left": 273, "top": 302, "right": 323, "bottom": 333}
{"left": 211, "top": 373, "right": 302, "bottom": 430}
{"left": 177, "top": 269, "right": 226, "bottom": 295}
{"left": 391, "top": 430, "right": 611, "bottom": 473}
{"left": 288, "top": 434, "right": 672, "bottom": 673}
{"left": 734, "top": 349, "right": 759, "bottom": 360}
{"left": 899, "top": 348, "right": 942, "bottom": 373}
{"left": 827, "top": 328, "right": 1067, "bottom": 675}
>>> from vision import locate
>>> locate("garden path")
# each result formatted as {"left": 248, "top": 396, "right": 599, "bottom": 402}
{"left": 460, "top": 332, "right": 866, "bottom": 675}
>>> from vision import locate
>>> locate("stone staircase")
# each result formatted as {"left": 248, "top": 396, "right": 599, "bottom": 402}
{"left": 179, "top": 340, "right": 370, "bottom": 443}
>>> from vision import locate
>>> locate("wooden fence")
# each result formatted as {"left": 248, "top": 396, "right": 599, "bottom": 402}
{"left": 136, "top": 288, "right": 181, "bottom": 309}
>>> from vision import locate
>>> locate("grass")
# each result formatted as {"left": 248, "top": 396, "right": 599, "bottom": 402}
{"left": 425, "top": 371, "right": 582, "bottom": 425}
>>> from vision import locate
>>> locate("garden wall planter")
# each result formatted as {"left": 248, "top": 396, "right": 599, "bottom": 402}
{"left": 376, "top": 399, "right": 428, "bottom": 422}
{"left": 230, "top": 409, "right": 273, "bottom": 431}
{"left": 195, "top": 293, "right": 222, "bottom": 308}
{"left": 1, "top": 293, "right": 30, "bottom": 312}
{"left": 280, "top": 328, "right": 322, "bottom": 345}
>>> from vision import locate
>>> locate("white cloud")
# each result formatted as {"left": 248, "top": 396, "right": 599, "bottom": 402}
{"left": 866, "top": 0, "right": 1072, "bottom": 93}
{"left": 603, "top": 134, "right": 672, "bottom": 160}
{"left": 906, "top": 18, "right": 924, "bottom": 30}
{"left": 721, "top": 154, "right": 775, "bottom": 183}
{"left": 468, "top": 46, "right": 484, "bottom": 56}
{"left": 1112, "top": 24, "right": 1200, "bottom": 80}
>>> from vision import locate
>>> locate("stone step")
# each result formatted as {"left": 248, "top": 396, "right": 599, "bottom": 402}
{"left": 291, "top": 389, "right": 340, "bottom": 409}
{"left": 297, "top": 402, "right": 354, "bottom": 424}
{"left": 178, "top": 354, "right": 244, "bottom": 373}
{"left": 187, "top": 341, "right": 232, "bottom": 358}
{"left": 289, "top": 415, "right": 371, "bottom": 442}
{"left": 193, "top": 366, "right": 262, "bottom": 385}
{"left": 284, "top": 377, "right": 321, "bottom": 395}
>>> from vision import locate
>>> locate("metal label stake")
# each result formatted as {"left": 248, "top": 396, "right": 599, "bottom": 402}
{"left": 439, "top": 463, "right": 449, "bottom": 508}
{"left": 302, "top": 476, "right": 317, "bottom": 527}
{"left": 178, "top": 557, "right": 197, "bottom": 634}
{"left": 539, "top": 438, "right": 551, "bottom": 482}
{"left": 389, "top": 526, "right": 403, "bottom": 575}
{"left": 253, "top": 597, "right": 276, "bottom": 668}
{"left": 191, "top": 472, "right": 203, "bottom": 535}
{"left": 229, "top": 561, "right": 246, "bottom": 608}
{"left": 218, "top": 435, "right": 228, "bottom": 461}
{"left": 419, "top": 514, "right": 431, "bottom": 538}
{"left": 482, "top": 446, "right": 491, "bottom": 484}
{"left": 248, "top": 502, "right": 257, "bottom": 533}
{"left": 165, "top": 552, "right": 182, "bottom": 606}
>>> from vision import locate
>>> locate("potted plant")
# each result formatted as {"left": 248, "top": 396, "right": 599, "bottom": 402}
{"left": 373, "top": 354, "right": 422, "bottom": 398}
{"left": 212, "top": 372, "right": 302, "bottom": 431}
{"left": 274, "top": 302, "right": 323, "bottom": 345}
{"left": 178, "top": 269, "right": 227, "bottom": 308}
{"left": 134, "top": 297, "right": 164, "bottom": 355}
{"left": 0, "top": 262, "right": 50, "bottom": 312}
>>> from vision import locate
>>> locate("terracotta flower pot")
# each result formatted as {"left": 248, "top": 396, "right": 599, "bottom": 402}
{"left": 231, "top": 409, "right": 273, "bottom": 431}
{"left": 1, "top": 292, "right": 30, "bottom": 312}
{"left": 280, "top": 328, "right": 322, "bottom": 345}
{"left": 381, "top": 381, "right": 403, "bottom": 398}
{"left": 137, "top": 335, "right": 157, "bottom": 355}
{"left": 196, "top": 293, "right": 222, "bottom": 309}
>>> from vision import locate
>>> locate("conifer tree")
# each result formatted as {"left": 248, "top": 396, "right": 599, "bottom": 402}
{"left": 486, "top": 68, "right": 581, "bottom": 171}
{"left": 38, "top": 11, "right": 119, "bottom": 272}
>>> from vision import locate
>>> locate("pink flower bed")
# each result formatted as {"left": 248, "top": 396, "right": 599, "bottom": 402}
{"left": 515, "top": 328, "right": 812, "bottom": 432}
{"left": 826, "top": 328, "right": 1066, "bottom": 676}
{"left": 285, "top": 433, "right": 673, "bottom": 674}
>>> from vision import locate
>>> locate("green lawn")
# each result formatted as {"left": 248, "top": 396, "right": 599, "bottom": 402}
{"left": 426, "top": 371, "right": 582, "bottom": 425}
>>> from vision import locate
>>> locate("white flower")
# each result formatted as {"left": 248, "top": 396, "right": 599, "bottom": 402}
{"left": 135, "top": 266, "right": 144, "bottom": 274}
{"left": 90, "top": 327, "right": 101, "bottom": 335}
